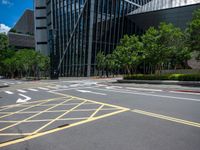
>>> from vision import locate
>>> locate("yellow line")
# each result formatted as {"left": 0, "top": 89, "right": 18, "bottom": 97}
{"left": 0, "top": 109, "right": 128, "bottom": 148}
{"left": 132, "top": 109, "right": 200, "bottom": 128}
{"left": 0, "top": 117, "right": 89, "bottom": 123}
{"left": 50, "top": 91, "right": 129, "bottom": 110}
{"left": 88, "top": 104, "right": 104, "bottom": 119}
{"left": 0, "top": 108, "right": 119, "bottom": 115}
{"left": 0, "top": 98, "right": 74, "bottom": 132}
{"left": 0, "top": 133, "right": 32, "bottom": 136}
{"left": 7, "top": 102, "right": 95, "bottom": 107}
{"left": 0, "top": 97, "right": 66, "bottom": 109}
{"left": 32, "top": 100, "right": 87, "bottom": 134}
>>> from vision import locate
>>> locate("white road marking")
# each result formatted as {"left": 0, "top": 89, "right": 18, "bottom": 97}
{"left": 77, "top": 90, "right": 107, "bottom": 96}
{"left": 16, "top": 94, "right": 31, "bottom": 103}
{"left": 170, "top": 91, "right": 200, "bottom": 95}
{"left": 10, "top": 83, "right": 15, "bottom": 85}
{"left": 46, "top": 86, "right": 59, "bottom": 89}
{"left": 38, "top": 87, "right": 49, "bottom": 90}
{"left": 17, "top": 89, "right": 27, "bottom": 93}
{"left": 126, "top": 87, "right": 162, "bottom": 92}
{"left": 3, "top": 83, "right": 8, "bottom": 85}
{"left": 28, "top": 88, "right": 38, "bottom": 92}
{"left": 4, "top": 91, "right": 13, "bottom": 94}
{"left": 89, "top": 87, "right": 200, "bottom": 102}
{"left": 70, "top": 84, "right": 81, "bottom": 87}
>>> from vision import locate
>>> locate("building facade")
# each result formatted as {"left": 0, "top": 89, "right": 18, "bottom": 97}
{"left": 34, "top": 0, "right": 200, "bottom": 77}
{"left": 8, "top": 9, "right": 35, "bottom": 49}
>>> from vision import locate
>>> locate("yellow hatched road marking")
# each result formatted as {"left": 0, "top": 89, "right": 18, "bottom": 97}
{"left": 32, "top": 100, "right": 87, "bottom": 134}
{"left": 0, "top": 97, "right": 74, "bottom": 132}
{"left": 0, "top": 91, "right": 129, "bottom": 148}
{"left": 0, "top": 109, "right": 127, "bottom": 148}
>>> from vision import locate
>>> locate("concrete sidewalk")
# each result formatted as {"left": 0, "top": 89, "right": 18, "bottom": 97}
{"left": 117, "top": 80, "right": 200, "bottom": 87}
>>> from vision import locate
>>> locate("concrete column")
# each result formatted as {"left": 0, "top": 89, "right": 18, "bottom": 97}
{"left": 87, "top": 0, "right": 95, "bottom": 77}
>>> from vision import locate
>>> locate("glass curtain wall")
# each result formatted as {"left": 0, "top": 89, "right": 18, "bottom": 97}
{"left": 50, "top": 0, "right": 152, "bottom": 77}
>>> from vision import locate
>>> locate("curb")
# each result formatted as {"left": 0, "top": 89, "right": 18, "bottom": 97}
{"left": 117, "top": 80, "right": 200, "bottom": 87}
{"left": 0, "top": 85, "right": 9, "bottom": 88}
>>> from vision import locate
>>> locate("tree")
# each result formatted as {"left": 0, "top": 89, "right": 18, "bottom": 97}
{"left": 142, "top": 23, "right": 191, "bottom": 73}
{"left": 96, "top": 51, "right": 106, "bottom": 77}
{"left": 0, "top": 49, "right": 15, "bottom": 76}
{"left": 159, "top": 22, "right": 191, "bottom": 69}
{"left": 141, "top": 27, "right": 162, "bottom": 73}
{"left": 112, "top": 35, "right": 143, "bottom": 74}
{"left": 188, "top": 8, "right": 200, "bottom": 59}
{"left": 0, "top": 33, "right": 9, "bottom": 50}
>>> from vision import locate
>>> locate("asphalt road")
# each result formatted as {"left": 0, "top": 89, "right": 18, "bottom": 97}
{"left": 0, "top": 78, "right": 200, "bottom": 150}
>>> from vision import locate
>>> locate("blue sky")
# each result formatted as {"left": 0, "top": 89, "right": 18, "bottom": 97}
{"left": 0, "top": 0, "right": 33, "bottom": 32}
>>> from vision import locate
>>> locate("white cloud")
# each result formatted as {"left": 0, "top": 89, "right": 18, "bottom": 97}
{"left": 0, "top": 24, "right": 11, "bottom": 34}
{"left": 1, "top": 0, "right": 13, "bottom": 6}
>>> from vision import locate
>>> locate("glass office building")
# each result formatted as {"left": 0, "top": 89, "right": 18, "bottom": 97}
{"left": 34, "top": 0, "right": 200, "bottom": 77}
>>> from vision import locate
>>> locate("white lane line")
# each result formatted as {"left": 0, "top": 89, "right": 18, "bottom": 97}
{"left": 126, "top": 87, "right": 162, "bottom": 92}
{"left": 89, "top": 87, "right": 200, "bottom": 102}
{"left": 28, "top": 88, "right": 38, "bottom": 92}
{"left": 3, "top": 83, "right": 8, "bottom": 85}
{"left": 4, "top": 91, "right": 13, "bottom": 94}
{"left": 17, "top": 89, "right": 27, "bottom": 93}
{"left": 10, "top": 83, "right": 15, "bottom": 85}
{"left": 77, "top": 90, "right": 107, "bottom": 96}
{"left": 38, "top": 87, "right": 49, "bottom": 90}
{"left": 70, "top": 84, "right": 81, "bottom": 87}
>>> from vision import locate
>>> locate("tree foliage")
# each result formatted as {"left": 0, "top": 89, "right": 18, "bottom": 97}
{"left": 0, "top": 49, "right": 50, "bottom": 78}
{"left": 112, "top": 35, "right": 143, "bottom": 74}
{"left": 188, "top": 8, "right": 200, "bottom": 59}
{"left": 0, "top": 33, "right": 9, "bottom": 50}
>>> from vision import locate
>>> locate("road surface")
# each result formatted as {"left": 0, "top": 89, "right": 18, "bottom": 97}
{"left": 0, "top": 78, "right": 199, "bottom": 150}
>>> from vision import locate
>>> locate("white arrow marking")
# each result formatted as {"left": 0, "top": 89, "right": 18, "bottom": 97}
{"left": 16, "top": 94, "right": 31, "bottom": 103}
{"left": 77, "top": 90, "right": 107, "bottom": 96}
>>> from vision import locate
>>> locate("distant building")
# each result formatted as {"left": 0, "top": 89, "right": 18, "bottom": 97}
{"left": 8, "top": 9, "right": 35, "bottom": 49}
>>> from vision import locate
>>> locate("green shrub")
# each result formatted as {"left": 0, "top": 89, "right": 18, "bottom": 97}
{"left": 124, "top": 74, "right": 200, "bottom": 81}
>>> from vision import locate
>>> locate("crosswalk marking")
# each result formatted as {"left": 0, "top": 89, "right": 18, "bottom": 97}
{"left": 17, "top": 90, "right": 27, "bottom": 93}
{"left": 38, "top": 87, "right": 49, "bottom": 90}
{"left": 28, "top": 89, "right": 38, "bottom": 92}
{"left": 4, "top": 91, "right": 13, "bottom": 94}
{"left": 46, "top": 86, "right": 59, "bottom": 89}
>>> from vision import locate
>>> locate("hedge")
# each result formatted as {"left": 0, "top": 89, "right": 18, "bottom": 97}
{"left": 124, "top": 74, "right": 200, "bottom": 81}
